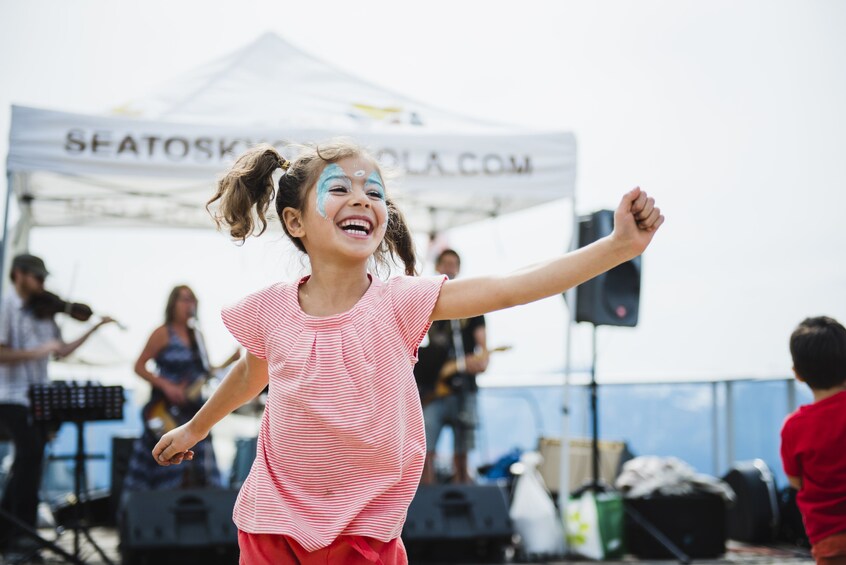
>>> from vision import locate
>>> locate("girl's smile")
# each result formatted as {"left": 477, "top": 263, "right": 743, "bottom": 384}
{"left": 337, "top": 215, "right": 375, "bottom": 238}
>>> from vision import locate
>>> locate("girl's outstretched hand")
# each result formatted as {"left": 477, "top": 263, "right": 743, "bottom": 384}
{"left": 152, "top": 422, "right": 206, "bottom": 466}
{"left": 612, "top": 187, "right": 665, "bottom": 257}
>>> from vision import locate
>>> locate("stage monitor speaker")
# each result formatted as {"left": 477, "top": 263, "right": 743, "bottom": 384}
{"left": 120, "top": 488, "right": 239, "bottom": 565}
{"left": 574, "top": 209, "right": 641, "bottom": 327}
{"left": 110, "top": 435, "right": 136, "bottom": 522}
{"left": 625, "top": 493, "right": 727, "bottom": 559}
{"left": 53, "top": 488, "right": 113, "bottom": 528}
{"left": 403, "top": 484, "right": 513, "bottom": 563}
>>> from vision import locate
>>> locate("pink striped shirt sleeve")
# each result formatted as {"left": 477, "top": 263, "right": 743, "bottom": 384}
{"left": 388, "top": 274, "right": 447, "bottom": 360}
{"left": 221, "top": 288, "right": 270, "bottom": 359}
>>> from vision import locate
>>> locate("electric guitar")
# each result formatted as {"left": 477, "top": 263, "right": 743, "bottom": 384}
{"left": 142, "top": 373, "right": 210, "bottom": 438}
{"left": 421, "top": 346, "right": 511, "bottom": 407}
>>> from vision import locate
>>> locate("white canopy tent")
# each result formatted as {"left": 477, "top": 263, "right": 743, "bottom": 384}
{"left": 4, "top": 32, "right": 579, "bottom": 518}
{"left": 6, "top": 32, "right": 576, "bottom": 238}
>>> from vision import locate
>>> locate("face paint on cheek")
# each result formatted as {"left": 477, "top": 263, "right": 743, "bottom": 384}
{"left": 316, "top": 163, "right": 345, "bottom": 218}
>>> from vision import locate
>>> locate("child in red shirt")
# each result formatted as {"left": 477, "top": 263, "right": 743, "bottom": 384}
{"left": 781, "top": 316, "right": 846, "bottom": 565}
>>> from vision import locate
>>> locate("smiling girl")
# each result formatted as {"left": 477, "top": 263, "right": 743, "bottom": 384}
{"left": 152, "top": 139, "right": 663, "bottom": 564}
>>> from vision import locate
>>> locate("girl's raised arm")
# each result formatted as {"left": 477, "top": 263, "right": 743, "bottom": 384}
{"left": 430, "top": 187, "right": 663, "bottom": 322}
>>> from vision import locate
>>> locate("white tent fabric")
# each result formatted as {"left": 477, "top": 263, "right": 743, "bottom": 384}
{"left": 114, "top": 32, "right": 521, "bottom": 131}
{"left": 6, "top": 33, "right": 576, "bottom": 236}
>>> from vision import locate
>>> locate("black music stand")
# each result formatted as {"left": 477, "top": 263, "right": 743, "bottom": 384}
{"left": 25, "top": 381, "right": 124, "bottom": 565}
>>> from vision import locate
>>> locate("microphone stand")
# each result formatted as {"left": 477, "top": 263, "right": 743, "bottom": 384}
{"left": 187, "top": 317, "right": 213, "bottom": 486}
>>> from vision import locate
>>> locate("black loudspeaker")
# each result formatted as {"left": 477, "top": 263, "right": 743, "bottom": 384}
{"left": 403, "top": 484, "right": 513, "bottom": 563}
{"left": 119, "top": 489, "right": 239, "bottom": 565}
{"left": 722, "top": 459, "right": 780, "bottom": 543}
{"left": 574, "top": 210, "right": 641, "bottom": 327}
{"left": 53, "top": 488, "right": 114, "bottom": 527}
{"left": 625, "top": 493, "right": 727, "bottom": 559}
{"left": 111, "top": 436, "right": 136, "bottom": 522}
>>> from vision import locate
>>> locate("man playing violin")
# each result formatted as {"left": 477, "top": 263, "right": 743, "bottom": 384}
{"left": 0, "top": 253, "right": 114, "bottom": 555}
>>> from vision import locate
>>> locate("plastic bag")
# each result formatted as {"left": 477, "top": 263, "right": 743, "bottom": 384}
{"left": 509, "top": 451, "right": 566, "bottom": 557}
{"left": 566, "top": 491, "right": 625, "bottom": 560}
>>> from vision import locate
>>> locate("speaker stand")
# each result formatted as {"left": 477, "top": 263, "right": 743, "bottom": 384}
{"left": 581, "top": 324, "right": 690, "bottom": 565}
{"left": 575, "top": 324, "right": 604, "bottom": 493}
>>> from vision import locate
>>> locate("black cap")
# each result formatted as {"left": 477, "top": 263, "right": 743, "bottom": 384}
{"left": 11, "top": 254, "right": 49, "bottom": 279}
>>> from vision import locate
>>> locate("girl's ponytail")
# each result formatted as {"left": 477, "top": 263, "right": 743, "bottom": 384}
{"left": 383, "top": 199, "right": 417, "bottom": 276}
{"left": 207, "top": 143, "right": 287, "bottom": 241}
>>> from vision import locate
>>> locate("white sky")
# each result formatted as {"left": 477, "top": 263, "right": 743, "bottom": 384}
{"left": 1, "top": 0, "right": 845, "bottom": 387}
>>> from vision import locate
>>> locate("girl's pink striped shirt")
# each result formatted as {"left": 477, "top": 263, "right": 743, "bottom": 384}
{"left": 221, "top": 273, "right": 446, "bottom": 552}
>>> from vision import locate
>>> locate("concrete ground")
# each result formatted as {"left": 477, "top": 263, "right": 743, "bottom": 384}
{"left": 0, "top": 528, "right": 812, "bottom": 565}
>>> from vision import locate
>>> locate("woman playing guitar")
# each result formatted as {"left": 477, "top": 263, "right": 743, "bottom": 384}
{"left": 122, "top": 285, "right": 237, "bottom": 492}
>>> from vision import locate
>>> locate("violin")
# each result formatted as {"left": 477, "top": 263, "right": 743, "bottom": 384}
{"left": 28, "top": 290, "right": 94, "bottom": 322}
{"left": 28, "top": 290, "right": 125, "bottom": 329}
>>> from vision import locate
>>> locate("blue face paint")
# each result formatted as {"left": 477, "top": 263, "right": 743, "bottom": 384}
{"left": 316, "top": 163, "right": 348, "bottom": 218}
{"left": 365, "top": 171, "right": 385, "bottom": 198}
{"left": 365, "top": 171, "right": 390, "bottom": 232}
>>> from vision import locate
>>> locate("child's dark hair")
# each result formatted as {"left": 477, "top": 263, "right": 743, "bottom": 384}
{"left": 207, "top": 140, "right": 417, "bottom": 276}
{"left": 790, "top": 316, "right": 846, "bottom": 390}
{"left": 435, "top": 248, "right": 461, "bottom": 266}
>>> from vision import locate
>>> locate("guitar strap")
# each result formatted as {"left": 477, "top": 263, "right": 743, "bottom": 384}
{"left": 187, "top": 319, "right": 213, "bottom": 486}
{"left": 189, "top": 319, "right": 211, "bottom": 374}
{"left": 450, "top": 319, "right": 470, "bottom": 446}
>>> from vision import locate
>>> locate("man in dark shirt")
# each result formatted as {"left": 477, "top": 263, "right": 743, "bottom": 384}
{"left": 418, "top": 249, "right": 488, "bottom": 484}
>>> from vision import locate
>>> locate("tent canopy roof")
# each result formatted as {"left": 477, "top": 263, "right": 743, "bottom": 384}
{"left": 6, "top": 33, "right": 576, "bottom": 234}
{"left": 118, "top": 32, "right": 517, "bottom": 132}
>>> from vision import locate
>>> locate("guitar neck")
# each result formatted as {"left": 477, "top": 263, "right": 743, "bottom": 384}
{"left": 438, "top": 346, "right": 511, "bottom": 379}
{"left": 185, "top": 373, "right": 209, "bottom": 401}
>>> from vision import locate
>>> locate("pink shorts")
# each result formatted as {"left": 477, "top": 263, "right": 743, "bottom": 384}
{"left": 238, "top": 531, "right": 407, "bottom": 565}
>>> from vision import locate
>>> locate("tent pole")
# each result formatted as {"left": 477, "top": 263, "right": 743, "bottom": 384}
{"left": 0, "top": 172, "right": 14, "bottom": 304}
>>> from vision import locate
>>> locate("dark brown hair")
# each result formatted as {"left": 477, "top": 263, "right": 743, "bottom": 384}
{"left": 207, "top": 140, "right": 417, "bottom": 276}
{"left": 790, "top": 316, "right": 846, "bottom": 390}
{"left": 165, "top": 285, "right": 197, "bottom": 325}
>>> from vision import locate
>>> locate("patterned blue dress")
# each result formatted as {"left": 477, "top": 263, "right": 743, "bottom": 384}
{"left": 122, "top": 326, "right": 222, "bottom": 491}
